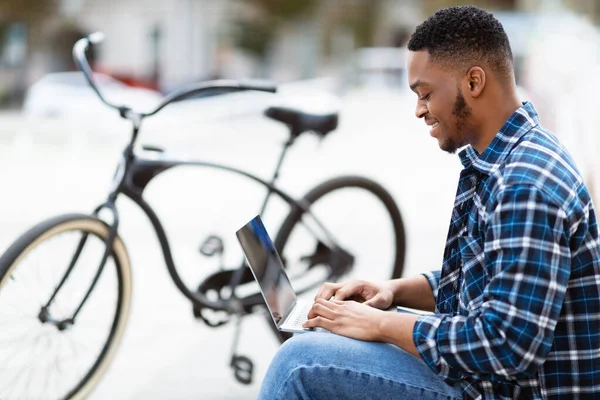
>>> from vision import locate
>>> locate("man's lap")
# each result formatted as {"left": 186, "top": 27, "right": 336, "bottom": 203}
{"left": 258, "top": 332, "right": 461, "bottom": 400}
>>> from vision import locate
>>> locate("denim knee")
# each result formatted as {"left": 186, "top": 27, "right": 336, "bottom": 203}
{"left": 271, "top": 333, "right": 319, "bottom": 369}
{"left": 258, "top": 333, "right": 328, "bottom": 399}
{"left": 258, "top": 332, "right": 462, "bottom": 400}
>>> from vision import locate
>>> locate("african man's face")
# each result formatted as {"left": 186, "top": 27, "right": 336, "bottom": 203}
{"left": 407, "top": 50, "right": 474, "bottom": 154}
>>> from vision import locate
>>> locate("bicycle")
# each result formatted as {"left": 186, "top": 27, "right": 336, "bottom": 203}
{"left": 0, "top": 32, "right": 406, "bottom": 399}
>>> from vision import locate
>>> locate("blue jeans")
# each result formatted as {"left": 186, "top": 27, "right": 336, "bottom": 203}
{"left": 258, "top": 332, "right": 461, "bottom": 400}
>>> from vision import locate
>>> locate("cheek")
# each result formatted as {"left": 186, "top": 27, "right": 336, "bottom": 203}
{"left": 428, "top": 88, "right": 455, "bottom": 119}
{"left": 427, "top": 101, "right": 446, "bottom": 123}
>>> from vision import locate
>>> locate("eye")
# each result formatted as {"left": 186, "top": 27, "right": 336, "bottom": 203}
{"left": 419, "top": 93, "right": 431, "bottom": 101}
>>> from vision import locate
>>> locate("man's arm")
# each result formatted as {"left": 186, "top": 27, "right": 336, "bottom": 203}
{"left": 304, "top": 297, "right": 422, "bottom": 357}
{"left": 372, "top": 274, "right": 439, "bottom": 355}
{"left": 304, "top": 274, "right": 438, "bottom": 357}
{"left": 388, "top": 274, "right": 437, "bottom": 312}
{"left": 312, "top": 271, "right": 439, "bottom": 312}
{"left": 413, "top": 185, "right": 571, "bottom": 380}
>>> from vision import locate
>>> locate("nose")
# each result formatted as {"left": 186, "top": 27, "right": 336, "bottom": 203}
{"left": 415, "top": 101, "right": 427, "bottom": 119}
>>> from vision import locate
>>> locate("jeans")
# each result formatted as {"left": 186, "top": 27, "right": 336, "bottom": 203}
{"left": 258, "top": 331, "right": 461, "bottom": 400}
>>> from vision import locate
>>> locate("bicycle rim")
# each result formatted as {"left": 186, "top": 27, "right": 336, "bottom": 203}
{"left": 0, "top": 216, "right": 131, "bottom": 400}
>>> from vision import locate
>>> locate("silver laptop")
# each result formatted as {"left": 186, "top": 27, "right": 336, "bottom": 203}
{"left": 236, "top": 215, "right": 313, "bottom": 333}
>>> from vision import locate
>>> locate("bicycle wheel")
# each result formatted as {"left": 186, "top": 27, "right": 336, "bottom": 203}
{"left": 0, "top": 214, "right": 132, "bottom": 400}
{"left": 270, "top": 175, "right": 406, "bottom": 342}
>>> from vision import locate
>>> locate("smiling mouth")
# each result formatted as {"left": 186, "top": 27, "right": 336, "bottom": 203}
{"left": 429, "top": 122, "right": 439, "bottom": 136}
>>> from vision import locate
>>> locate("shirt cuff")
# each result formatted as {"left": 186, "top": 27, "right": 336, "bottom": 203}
{"left": 422, "top": 270, "right": 441, "bottom": 303}
{"left": 413, "top": 313, "right": 460, "bottom": 383}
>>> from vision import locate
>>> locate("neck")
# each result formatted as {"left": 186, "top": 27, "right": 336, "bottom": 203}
{"left": 472, "top": 90, "right": 521, "bottom": 154}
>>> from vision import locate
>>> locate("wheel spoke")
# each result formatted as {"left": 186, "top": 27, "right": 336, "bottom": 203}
{"left": 0, "top": 315, "right": 35, "bottom": 326}
{"left": 51, "top": 336, "right": 65, "bottom": 399}
{"left": 0, "top": 331, "right": 40, "bottom": 366}
{"left": 15, "top": 333, "right": 46, "bottom": 400}
{"left": 10, "top": 271, "right": 45, "bottom": 309}
{"left": 39, "top": 334, "right": 56, "bottom": 400}
{"left": 0, "top": 309, "right": 33, "bottom": 319}
{"left": 0, "top": 329, "right": 40, "bottom": 348}
{"left": 1, "top": 332, "right": 42, "bottom": 399}
{"left": 1, "top": 278, "right": 42, "bottom": 312}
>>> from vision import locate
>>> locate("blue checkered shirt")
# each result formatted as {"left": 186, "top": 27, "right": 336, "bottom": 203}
{"left": 413, "top": 102, "right": 600, "bottom": 399}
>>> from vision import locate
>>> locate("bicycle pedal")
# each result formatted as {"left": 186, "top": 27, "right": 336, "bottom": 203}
{"left": 199, "top": 235, "right": 224, "bottom": 257}
{"left": 230, "top": 355, "right": 253, "bottom": 385}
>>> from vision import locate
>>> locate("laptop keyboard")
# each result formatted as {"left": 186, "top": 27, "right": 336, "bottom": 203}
{"left": 285, "top": 302, "right": 313, "bottom": 329}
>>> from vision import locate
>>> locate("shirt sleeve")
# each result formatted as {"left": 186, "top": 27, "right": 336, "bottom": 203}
{"left": 422, "top": 270, "right": 441, "bottom": 303}
{"left": 413, "top": 184, "right": 571, "bottom": 381}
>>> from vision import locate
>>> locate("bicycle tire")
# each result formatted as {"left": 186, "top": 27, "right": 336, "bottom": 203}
{"left": 270, "top": 175, "right": 406, "bottom": 342}
{"left": 0, "top": 214, "right": 132, "bottom": 400}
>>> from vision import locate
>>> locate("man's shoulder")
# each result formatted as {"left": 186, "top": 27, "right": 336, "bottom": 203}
{"left": 490, "top": 125, "right": 585, "bottom": 206}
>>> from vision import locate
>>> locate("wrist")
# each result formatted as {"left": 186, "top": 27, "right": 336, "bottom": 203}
{"left": 388, "top": 278, "right": 409, "bottom": 305}
{"left": 387, "top": 275, "right": 436, "bottom": 312}
{"left": 377, "top": 311, "right": 421, "bottom": 357}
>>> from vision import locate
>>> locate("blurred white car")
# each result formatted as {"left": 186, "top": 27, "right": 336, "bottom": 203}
{"left": 22, "top": 72, "right": 162, "bottom": 119}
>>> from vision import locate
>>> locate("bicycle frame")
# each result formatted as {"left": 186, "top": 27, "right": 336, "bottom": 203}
{"left": 51, "top": 121, "right": 337, "bottom": 322}
{"left": 45, "top": 33, "right": 342, "bottom": 327}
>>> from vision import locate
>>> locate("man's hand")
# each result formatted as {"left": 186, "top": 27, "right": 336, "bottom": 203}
{"left": 315, "top": 280, "right": 394, "bottom": 310}
{"left": 303, "top": 298, "right": 421, "bottom": 357}
{"left": 303, "top": 299, "right": 386, "bottom": 341}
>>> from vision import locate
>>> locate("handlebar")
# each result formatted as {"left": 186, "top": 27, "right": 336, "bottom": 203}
{"left": 143, "top": 79, "right": 277, "bottom": 117}
{"left": 72, "top": 33, "right": 114, "bottom": 110}
{"left": 72, "top": 32, "right": 277, "bottom": 120}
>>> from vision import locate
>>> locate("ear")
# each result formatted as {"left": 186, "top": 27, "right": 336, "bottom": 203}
{"left": 466, "top": 66, "right": 486, "bottom": 98}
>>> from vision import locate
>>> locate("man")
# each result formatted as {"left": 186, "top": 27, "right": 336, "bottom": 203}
{"left": 258, "top": 6, "right": 600, "bottom": 399}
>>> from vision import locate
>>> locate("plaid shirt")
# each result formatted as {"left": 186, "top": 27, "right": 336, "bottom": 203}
{"left": 413, "top": 102, "right": 600, "bottom": 399}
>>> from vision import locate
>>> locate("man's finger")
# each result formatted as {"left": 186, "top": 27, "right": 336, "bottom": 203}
{"left": 315, "top": 282, "right": 342, "bottom": 300}
{"left": 364, "top": 295, "right": 384, "bottom": 308}
{"left": 307, "top": 300, "right": 336, "bottom": 320}
{"left": 333, "top": 282, "right": 361, "bottom": 301}
{"left": 307, "top": 298, "right": 333, "bottom": 318}
{"left": 303, "top": 315, "right": 334, "bottom": 331}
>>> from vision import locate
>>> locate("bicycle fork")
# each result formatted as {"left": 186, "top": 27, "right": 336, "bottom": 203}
{"left": 39, "top": 202, "right": 119, "bottom": 330}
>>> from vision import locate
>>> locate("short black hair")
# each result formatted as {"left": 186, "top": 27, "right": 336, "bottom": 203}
{"left": 408, "top": 6, "right": 513, "bottom": 80}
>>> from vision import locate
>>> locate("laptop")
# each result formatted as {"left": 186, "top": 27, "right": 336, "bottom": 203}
{"left": 236, "top": 215, "right": 314, "bottom": 333}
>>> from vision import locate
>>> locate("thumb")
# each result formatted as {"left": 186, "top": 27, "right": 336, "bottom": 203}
{"left": 364, "top": 294, "right": 387, "bottom": 309}
{"left": 333, "top": 283, "right": 360, "bottom": 301}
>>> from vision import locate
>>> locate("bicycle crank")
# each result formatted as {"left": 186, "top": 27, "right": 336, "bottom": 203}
{"left": 192, "top": 268, "right": 258, "bottom": 326}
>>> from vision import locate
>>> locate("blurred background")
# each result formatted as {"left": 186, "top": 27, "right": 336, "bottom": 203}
{"left": 0, "top": 0, "right": 599, "bottom": 399}
{"left": 2, "top": 0, "right": 600, "bottom": 194}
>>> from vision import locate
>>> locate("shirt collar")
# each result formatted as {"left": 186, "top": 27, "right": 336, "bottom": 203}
{"left": 458, "top": 101, "right": 540, "bottom": 175}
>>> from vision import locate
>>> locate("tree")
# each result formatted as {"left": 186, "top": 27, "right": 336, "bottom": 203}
{"left": 0, "top": 0, "right": 58, "bottom": 28}
{"left": 0, "top": 0, "right": 59, "bottom": 49}
{"left": 251, "top": 0, "right": 317, "bottom": 20}
{"left": 0, "top": 0, "right": 59, "bottom": 105}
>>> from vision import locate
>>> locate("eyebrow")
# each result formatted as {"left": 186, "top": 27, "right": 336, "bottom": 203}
{"left": 409, "top": 80, "right": 429, "bottom": 92}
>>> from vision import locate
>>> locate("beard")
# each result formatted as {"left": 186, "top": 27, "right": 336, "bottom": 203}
{"left": 439, "top": 88, "right": 472, "bottom": 154}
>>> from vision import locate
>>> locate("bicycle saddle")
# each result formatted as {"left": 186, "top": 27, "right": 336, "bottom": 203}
{"left": 265, "top": 94, "right": 339, "bottom": 137}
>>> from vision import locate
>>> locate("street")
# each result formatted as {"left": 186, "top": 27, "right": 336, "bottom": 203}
{"left": 0, "top": 88, "right": 462, "bottom": 399}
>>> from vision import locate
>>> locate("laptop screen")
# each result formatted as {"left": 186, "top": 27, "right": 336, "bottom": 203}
{"left": 236, "top": 215, "right": 297, "bottom": 326}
